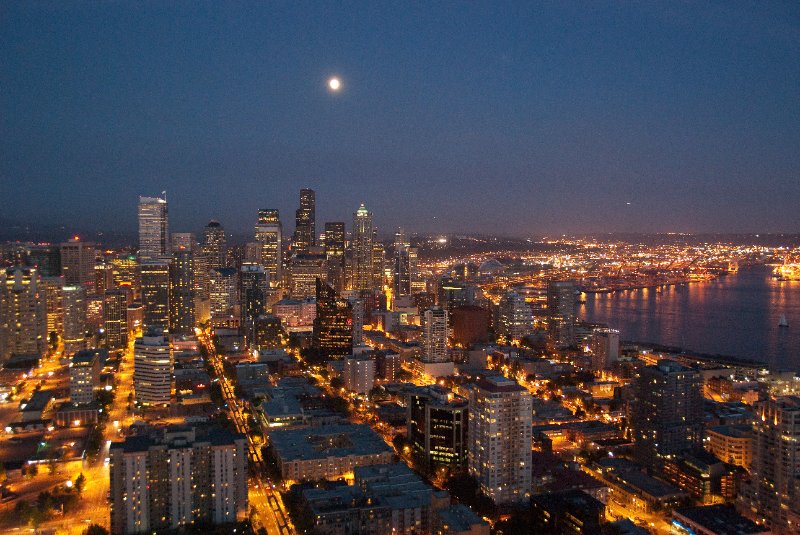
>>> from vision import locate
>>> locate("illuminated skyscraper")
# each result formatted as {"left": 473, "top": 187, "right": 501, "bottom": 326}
{"left": 0, "top": 266, "right": 47, "bottom": 363}
{"left": 169, "top": 246, "right": 195, "bottom": 335}
{"left": 393, "top": 228, "right": 411, "bottom": 297}
{"left": 467, "top": 375, "right": 532, "bottom": 504}
{"left": 547, "top": 280, "right": 577, "bottom": 347}
{"left": 423, "top": 307, "right": 449, "bottom": 363}
{"left": 138, "top": 194, "right": 169, "bottom": 260}
{"left": 133, "top": 330, "right": 173, "bottom": 406}
{"left": 202, "top": 220, "right": 227, "bottom": 269}
{"left": 739, "top": 396, "right": 800, "bottom": 531}
{"left": 590, "top": 328, "right": 620, "bottom": 371}
{"left": 208, "top": 267, "right": 238, "bottom": 327}
{"left": 104, "top": 288, "right": 128, "bottom": 350}
{"left": 312, "top": 279, "right": 352, "bottom": 358}
{"left": 254, "top": 209, "right": 282, "bottom": 288}
{"left": 292, "top": 188, "right": 315, "bottom": 253}
{"left": 288, "top": 252, "right": 327, "bottom": 299}
{"left": 498, "top": 291, "right": 533, "bottom": 344}
{"left": 110, "top": 254, "right": 139, "bottom": 301}
{"left": 60, "top": 237, "right": 96, "bottom": 294}
{"left": 324, "top": 222, "right": 345, "bottom": 292}
{"left": 351, "top": 203, "right": 374, "bottom": 291}
{"left": 62, "top": 285, "right": 87, "bottom": 355}
{"left": 140, "top": 259, "right": 171, "bottom": 333}
{"left": 407, "top": 386, "right": 468, "bottom": 475}
{"left": 631, "top": 360, "right": 703, "bottom": 468}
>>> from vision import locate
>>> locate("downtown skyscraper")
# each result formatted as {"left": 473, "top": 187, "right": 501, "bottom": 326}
{"left": 202, "top": 220, "right": 227, "bottom": 269}
{"left": 351, "top": 203, "right": 374, "bottom": 291}
{"left": 254, "top": 209, "right": 282, "bottom": 288}
{"left": 138, "top": 194, "right": 169, "bottom": 260}
{"left": 0, "top": 266, "right": 47, "bottom": 363}
{"left": 292, "top": 188, "right": 315, "bottom": 253}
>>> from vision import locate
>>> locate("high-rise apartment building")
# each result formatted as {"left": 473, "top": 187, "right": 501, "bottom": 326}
{"left": 407, "top": 385, "right": 468, "bottom": 475}
{"left": 547, "top": 280, "right": 577, "bottom": 347}
{"left": 324, "top": 222, "right": 346, "bottom": 292}
{"left": 40, "top": 276, "right": 64, "bottom": 341}
{"left": 351, "top": 204, "right": 374, "bottom": 290}
{"left": 169, "top": 247, "right": 195, "bottom": 335}
{"left": 631, "top": 360, "right": 703, "bottom": 468}
{"left": 140, "top": 259, "right": 171, "bottom": 333}
{"left": 109, "top": 425, "right": 248, "bottom": 534}
{"left": 739, "top": 396, "right": 800, "bottom": 532}
{"left": 69, "top": 349, "right": 101, "bottom": 405}
{"left": 467, "top": 375, "right": 532, "bottom": 504}
{"left": 254, "top": 209, "right": 282, "bottom": 287}
{"left": 104, "top": 288, "right": 128, "bottom": 350}
{"left": 62, "top": 285, "right": 87, "bottom": 355}
{"left": 208, "top": 267, "right": 238, "bottom": 326}
{"left": 312, "top": 279, "right": 352, "bottom": 358}
{"left": 497, "top": 291, "right": 533, "bottom": 344}
{"left": 138, "top": 194, "right": 169, "bottom": 260}
{"left": 0, "top": 266, "right": 47, "bottom": 363}
{"left": 202, "top": 220, "right": 227, "bottom": 270}
{"left": 343, "top": 354, "right": 376, "bottom": 394}
{"left": 292, "top": 188, "right": 315, "bottom": 253}
{"left": 423, "top": 307, "right": 449, "bottom": 363}
{"left": 60, "top": 238, "right": 96, "bottom": 293}
{"left": 134, "top": 331, "right": 173, "bottom": 406}
{"left": 590, "top": 328, "right": 620, "bottom": 371}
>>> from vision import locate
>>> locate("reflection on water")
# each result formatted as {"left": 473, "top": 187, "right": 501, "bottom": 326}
{"left": 580, "top": 265, "right": 800, "bottom": 371}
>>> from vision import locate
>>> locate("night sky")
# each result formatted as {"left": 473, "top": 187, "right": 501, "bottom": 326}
{"left": 2, "top": 2, "right": 799, "bottom": 237}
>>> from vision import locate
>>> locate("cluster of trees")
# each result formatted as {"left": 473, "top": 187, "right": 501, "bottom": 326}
{"left": 14, "top": 475, "right": 86, "bottom": 528}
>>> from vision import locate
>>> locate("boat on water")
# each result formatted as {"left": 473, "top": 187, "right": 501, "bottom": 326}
{"left": 779, "top": 314, "right": 789, "bottom": 328}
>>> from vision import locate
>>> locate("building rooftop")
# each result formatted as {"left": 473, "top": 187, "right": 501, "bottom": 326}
{"left": 475, "top": 374, "right": 527, "bottom": 393}
{"left": 673, "top": 505, "right": 767, "bottom": 535}
{"left": 268, "top": 424, "right": 392, "bottom": 462}
{"left": 71, "top": 348, "right": 105, "bottom": 365}
{"left": 436, "top": 504, "right": 488, "bottom": 532}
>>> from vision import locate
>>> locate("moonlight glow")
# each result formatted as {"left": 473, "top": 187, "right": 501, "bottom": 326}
{"left": 328, "top": 77, "right": 341, "bottom": 91}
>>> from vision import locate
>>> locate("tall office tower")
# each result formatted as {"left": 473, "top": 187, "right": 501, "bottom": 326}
{"left": 138, "top": 194, "right": 169, "bottom": 260}
{"left": 208, "top": 267, "right": 238, "bottom": 326}
{"left": 312, "top": 279, "right": 353, "bottom": 358}
{"left": 372, "top": 238, "right": 385, "bottom": 290}
{"left": 60, "top": 237, "right": 96, "bottom": 293}
{"left": 109, "top": 425, "right": 248, "bottom": 534}
{"left": 739, "top": 397, "right": 800, "bottom": 532}
{"left": 498, "top": 291, "right": 533, "bottom": 344}
{"left": 94, "top": 256, "right": 114, "bottom": 296}
{"left": 104, "top": 288, "right": 128, "bottom": 350}
{"left": 393, "top": 255, "right": 410, "bottom": 297}
{"left": 438, "top": 277, "right": 474, "bottom": 310}
{"left": 62, "top": 285, "right": 87, "bottom": 355}
{"left": 547, "top": 280, "right": 577, "bottom": 347}
{"left": 40, "top": 276, "right": 64, "bottom": 342}
{"left": 202, "top": 220, "right": 227, "bottom": 269}
{"left": 288, "top": 252, "right": 327, "bottom": 299}
{"left": 69, "top": 349, "right": 101, "bottom": 405}
{"left": 590, "top": 328, "right": 620, "bottom": 371}
{"left": 631, "top": 360, "right": 703, "bottom": 468}
{"left": 254, "top": 209, "right": 283, "bottom": 288}
{"left": 239, "top": 263, "right": 269, "bottom": 343}
{"left": 26, "top": 244, "right": 61, "bottom": 277}
{"left": 111, "top": 254, "right": 139, "bottom": 301}
{"left": 324, "top": 222, "right": 346, "bottom": 292}
{"left": 0, "top": 267, "right": 47, "bottom": 363}
{"left": 140, "top": 259, "right": 171, "bottom": 333}
{"left": 467, "top": 375, "right": 533, "bottom": 504}
{"left": 133, "top": 330, "right": 173, "bottom": 406}
{"left": 169, "top": 247, "right": 195, "bottom": 335}
{"left": 351, "top": 203, "right": 374, "bottom": 290}
{"left": 408, "top": 247, "right": 424, "bottom": 293}
{"left": 407, "top": 385, "right": 468, "bottom": 475}
{"left": 292, "top": 188, "right": 315, "bottom": 253}
{"left": 423, "top": 307, "right": 449, "bottom": 363}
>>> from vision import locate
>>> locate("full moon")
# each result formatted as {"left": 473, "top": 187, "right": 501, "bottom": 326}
{"left": 328, "top": 77, "right": 341, "bottom": 91}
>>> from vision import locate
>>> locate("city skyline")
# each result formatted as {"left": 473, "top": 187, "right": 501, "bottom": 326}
{"left": 2, "top": 3, "right": 800, "bottom": 236}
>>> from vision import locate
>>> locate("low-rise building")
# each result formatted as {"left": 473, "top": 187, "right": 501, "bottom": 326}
{"left": 268, "top": 424, "right": 394, "bottom": 482}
